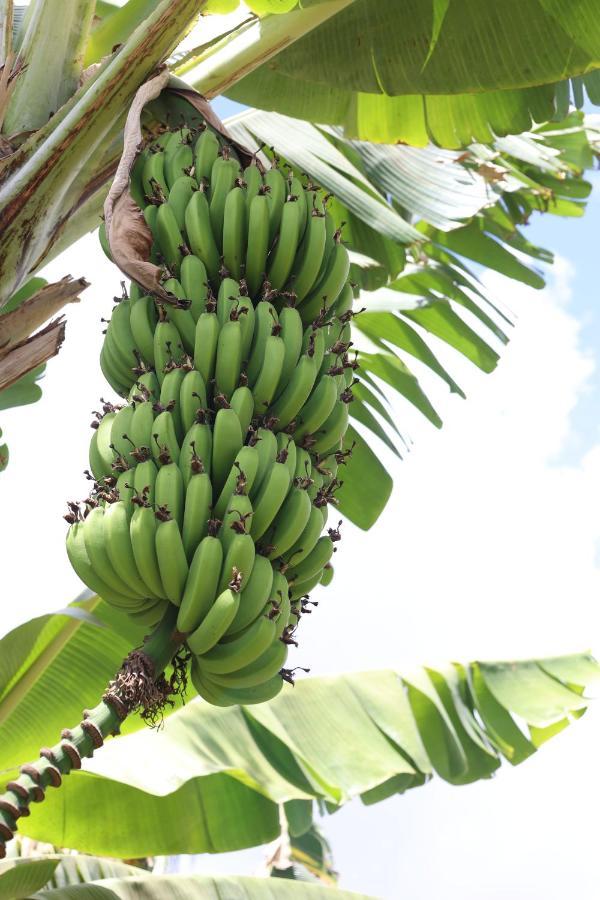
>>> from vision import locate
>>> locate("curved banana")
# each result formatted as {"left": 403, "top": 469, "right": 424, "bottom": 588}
{"left": 155, "top": 514, "right": 189, "bottom": 606}
{"left": 222, "top": 185, "right": 247, "bottom": 280}
{"left": 187, "top": 585, "right": 241, "bottom": 656}
{"left": 177, "top": 532, "right": 224, "bottom": 633}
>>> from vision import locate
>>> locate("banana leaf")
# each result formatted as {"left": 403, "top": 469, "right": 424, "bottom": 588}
{"left": 6, "top": 645, "right": 597, "bottom": 857}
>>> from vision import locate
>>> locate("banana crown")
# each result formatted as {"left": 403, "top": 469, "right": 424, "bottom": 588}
{"left": 71, "top": 123, "right": 358, "bottom": 707}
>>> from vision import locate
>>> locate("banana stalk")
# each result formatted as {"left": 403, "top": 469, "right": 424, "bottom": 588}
{"left": 0, "top": 605, "right": 183, "bottom": 859}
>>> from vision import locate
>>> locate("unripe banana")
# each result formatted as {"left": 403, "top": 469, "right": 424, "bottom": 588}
{"left": 284, "top": 504, "right": 324, "bottom": 567}
{"left": 185, "top": 189, "right": 220, "bottom": 284}
{"left": 288, "top": 210, "right": 326, "bottom": 301}
{"left": 218, "top": 532, "right": 255, "bottom": 593}
{"left": 179, "top": 418, "right": 212, "bottom": 487}
{"left": 210, "top": 154, "right": 241, "bottom": 249}
{"left": 180, "top": 254, "right": 209, "bottom": 321}
{"left": 243, "top": 162, "right": 263, "bottom": 209}
{"left": 213, "top": 445, "right": 259, "bottom": 520}
{"left": 268, "top": 352, "right": 317, "bottom": 431}
{"left": 104, "top": 500, "right": 155, "bottom": 598}
{"left": 151, "top": 410, "right": 180, "bottom": 466}
{"left": 179, "top": 369, "right": 207, "bottom": 433}
{"left": 249, "top": 427, "right": 278, "bottom": 499}
{"left": 264, "top": 167, "right": 286, "bottom": 242}
{"left": 194, "top": 127, "right": 220, "bottom": 182}
{"left": 311, "top": 400, "right": 349, "bottom": 455}
{"left": 247, "top": 300, "right": 277, "bottom": 386}
{"left": 215, "top": 318, "right": 242, "bottom": 400}
{"left": 245, "top": 193, "right": 270, "bottom": 298}
{"left": 230, "top": 386, "right": 254, "bottom": 437}
{"left": 194, "top": 612, "right": 276, "bottom": 675}
{"left": 154, "top": 203, "right": 183, "bottom": 275}
{"left": 177, "top": 533, "right": 224, "bottom": 633}
{"left": 251, "top": 334, "right": 285, "bottom": 414}
{"left": 217, "top": 277, "right": 241, "bottom": 326}
{"left": 181, "top": 470, "right": 212, "bottom": 560}
{"left": 162, "top": 277, "right": 196, "bottom": 355}
{"left": 159, "top": 365, "right": 186, "bottom": 440}
{"left": 265, "top": 486, "right": 311, "bottom": 560}
{"left": 191, "top": 665, "right": 284, "bottom": 707}
{"left": 83, "top": 507, "right": 140, "bottom": 599}
{"left": 194, "top": 311, "right": 219, "bottom": 384}
{"left": 133, "top": 458, "right": 158, "bottom": 507}
{"left": 222, "top": 185, "right": 247, "bottom": 280}
{"left": 168, "top": 175, "right": 197, "bottom": 232}
{"left": 294, "top": 373, "right": 339, "bottom": 441}
{"left": 267, "top": 197, "right": 302, "bottom": 290}
{"left": 154, "top": 319, "right": 185, "bottom": 383}
{"left": 142, "top": 150, "right": 167, "bottom": 200}
{"left": 287, "top": 535, "right": 334, "bottom": 585}
{"left": 67, "top": 523, "right": 144, "bottom": 611}
{"left": 129, "top": 295, "right": 157, "bottom": 366}
{"left": 208, "top": 635, "right": 287, "bottom": 688}
{"left": 164, "top": 132, "right": 193, "bottom": 189}
{"left": 155, "top": 514, "right": 188, "bottom": 606}
{"left": 277, "top": 305, "right": 303, "bottom": 393}
{"left": 250, "top": 461, "right": 291, "bottom": 541}
{"left": 300, "top": 239, "right": 350, "bottom": 324}
{"left": 155, "top": 460, "right": 184, "bottom": 527}
{"left": 187, "top": 585, "right": 241, "bottom": 656}
{"left": 130, "top": 504, "right": 167, "bottom": 599}
{"left": 225, "top": 553, "right": 274, "bottom": 636}
{"left": 212, "top": 407, "right": 243, "bottom": 496}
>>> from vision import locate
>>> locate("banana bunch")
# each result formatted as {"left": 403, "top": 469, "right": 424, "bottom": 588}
{"left": 68, "top": 123, "right": 358, "bottom": 707}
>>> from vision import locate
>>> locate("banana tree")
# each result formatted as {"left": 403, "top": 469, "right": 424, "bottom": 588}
{"left": 1, "top": 0, "right": 600, "bottom": 895}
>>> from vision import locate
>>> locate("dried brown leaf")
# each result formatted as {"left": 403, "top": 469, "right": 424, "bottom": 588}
{"left": 0, "top": 317, "right": 66, "bottom": 392}
{"left": 0, "top": 275, "right": 89, "bottom": 358}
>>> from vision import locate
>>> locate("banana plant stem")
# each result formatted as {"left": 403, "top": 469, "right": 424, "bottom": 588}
{"left": 0, "top": 605, "right": 182, "bottom": 858}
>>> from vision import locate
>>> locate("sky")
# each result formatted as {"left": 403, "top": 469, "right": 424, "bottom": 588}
{"left": 1, "top": 106, "right": 600, "bottom": 896}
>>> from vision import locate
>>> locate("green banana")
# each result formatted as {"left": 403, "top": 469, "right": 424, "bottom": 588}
{"left": 217, "top": 277, "right": 241, "bottom": 326}
{"left": 225, "top": 553, "right": 274, "bottom": 636}
{"left": 294, "top": 373, "right": 339, "bottom": 441}
{"left": 133, "top": 458, "right": 158, "bottom": 507}
{"left": 243, "top": 162, "right": 262, "bottom": 209}
{"left": 185, "top": 189, "right": 220, "bottom": 284}
{"left": 222, "top": 185, "right": 247, "bottom": 280}
{"left": 288, "top": 535, "right": 334, "bottom": 585}
{"left": 249, "top": 427, "right": 278, "bottom": 499}
{"left": 193, "top": 612, "right": 276, "bottom": 675}
{"left": 251, "top": 334, "right": 285, "bottom": 414}
{"left": 290, "top": 568, "right": 324, "bottom": 601}
{"left": 210, "top": 153, "right": 241, "bottom": 249}
{"left": 129, "top": 295, "right": 157, "bottom": 366}
{"left": 94, "top": 411, "right": 117, "bottom": 473}
{"left": 66, "top": 523, "right": 144, "bottom": 611}
{"left": 277, "top": 305, "right": 303, "bottom": 392}
{"left": 155, "top": 514, "right": 189, "bottom": 606}
{"left": 142, "top": 150, "right": 167, "bottom": 200}
{"left": 265, "top": 486, "right": 311, "bottom": 560}
{"left": 159, "top": 365, "right": 186, "bottom": 440}
{"left": 181, "top": 469, "right": 212, "bottom": 559}
{"left": 164, "top": 133, "right": 193, "bottom": 189}
{"left": 194, "top": 127, "right": 220, "bottom": 182}
{"left": 177, "top": 532, "right": 224, "bottom": 633}
{"left": 208, "top": 636, "right": 287, "bottom": 688}
{"left": 247, "top": 300, "right": 277, "bottom": 385}
{"left": 230, "top": 386, "right": 254, "bottom": 437}
{"left": 245, "top": 193, "right": 270, "bottom": 298}
{"left": 179, "top": 369, "right": 207, "bottom": 433}
{"left": 83, "top": 507, "right": 140, "bottom": 599}
{"left": 213, "top": 445, "right": 259, "bottom": 520}
{"left": 191, "top": 665, "right": 284, "bottom": 707}
{"left": 268, "top": 352, "right": 317, "bottom": 431}
{"left": 151, "top": 410, "right": 180, "bottom": 465}
{"left": 320, "top": 564, "right": 334, "bottom": 587}
{"left": 180, "top": 254, "right": 209, "bottom": 321}
{"left": 162, "top": 277, "right": 196, "bottom": 355}
{"left": 300, "top": 239, "right": 350, "bottom": 324}
{"left": 193, "top": 311, "right": 220, "bottom": 384}
{"left": 104, "top": 500, "right": 156, "bottom": 598}
{"left": 154, "top": 319, "right": 185, "bottom": 382}
{"left": 267, "top": 197, "right": 302, "bottom": 290}
{"left": 154, "top": 202, "right": 183, "bottom": 275}
{"left": 130, "top": 503, "right": 167, "bottom": 599}
{"left": 288, "top": 209, "right": 326, "bottom": 301}
{"left": 155, "top": 460, "right": 184, "bottom": 527}
{"left": 109, "top": 404, "right": 135, "bottom": 463}
{"left": 214, "top": 318, "right": 242, "bottom": 400}
{"left": 211, "top": 407, "right": 243, "bottom": 496}
{"left": 187, "top": 585, "right": 241, "bottom": 656}
{"left": 311, "top": 400, "right": 349, "bottom": 455}
{"left": 264, "top": 167, "right": 286, "bottom": 242}
{"left": 179, "top": 418, "right": 212, "bottom": 487}
{"left": 284, "top": 504, "right": 324, "bottom": 567}
{"left": 168, "top": 174, "right": 196, "bottom": 232}
{"left": 250, "top": 460, "right": 291, "bottom": 541}
{"left": 218, "top": 532, "right": 255, "bottom": 593}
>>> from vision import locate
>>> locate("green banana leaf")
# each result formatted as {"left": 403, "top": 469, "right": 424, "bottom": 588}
{"left": 32, "top": 875, "right": 372, "bottom": 899}
{"left": 10, "top": 650, "right": 598, "bottom": 857}
{"left": 0, "top": 855, "right": 142, "bottom": 900}
{"left": 222, "top": 0, "right": 600, "bottom": 144}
